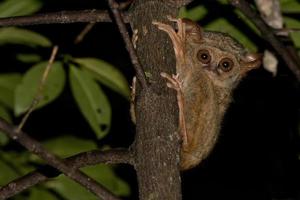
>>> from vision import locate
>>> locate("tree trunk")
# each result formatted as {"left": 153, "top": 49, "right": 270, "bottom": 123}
{"left": 129, "top": 1, "right": 182, "bottom": 199}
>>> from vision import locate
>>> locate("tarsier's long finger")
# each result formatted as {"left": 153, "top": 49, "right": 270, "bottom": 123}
{"left": 160, "top": 72, "right": 180, "bottom": 91}
{"left": 166, "top": 16, "right": 185, "bottom": 42}
{"left": 152, "top": 21, "right": 178, "bottom": 43}
{"left": 152, "top": 21, "right": 184, "bottom": 60}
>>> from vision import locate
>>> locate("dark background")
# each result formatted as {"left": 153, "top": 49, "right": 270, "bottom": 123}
{"left": 1, "top": 0, "right": 300, "bottom": 199}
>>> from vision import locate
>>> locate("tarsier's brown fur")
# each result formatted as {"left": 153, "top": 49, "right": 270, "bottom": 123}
{"left": 153, "top": 18, "right": 261, "bottom": 170}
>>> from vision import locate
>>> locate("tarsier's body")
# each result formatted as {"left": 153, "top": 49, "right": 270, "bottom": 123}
{"left": 153, "top": 18, "right": 261, "bottom": 170}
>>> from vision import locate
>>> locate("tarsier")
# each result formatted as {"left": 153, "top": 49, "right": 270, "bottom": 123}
{"left": 151, "top": 17, "right": 262, "bottom": 170}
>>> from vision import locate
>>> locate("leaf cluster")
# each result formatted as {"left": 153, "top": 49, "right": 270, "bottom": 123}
{"left": 0, "top": 0, "right": 130, "bottom": 199}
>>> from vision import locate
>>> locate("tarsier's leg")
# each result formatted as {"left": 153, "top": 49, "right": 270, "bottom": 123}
{"left": 161, "top": 72, "right": 188, "bottom": 148}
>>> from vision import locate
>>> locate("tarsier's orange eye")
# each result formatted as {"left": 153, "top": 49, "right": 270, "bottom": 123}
{"left": 197, "top": 49, "right": 211, "bottom": 64}
{"left": 218, "top": 58, "right": 234, "bottom": 72}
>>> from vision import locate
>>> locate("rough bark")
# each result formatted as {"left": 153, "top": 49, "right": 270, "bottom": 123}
{"left": 129, "top": 1, "right": 182, "bottom": 199}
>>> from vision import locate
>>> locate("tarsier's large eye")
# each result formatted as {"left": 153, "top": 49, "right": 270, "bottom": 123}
{"left": 218, "top": 58, "right": 234, "bottom": 72}
{"left": 197, "top": 49, "right": 211, "bottom": 64}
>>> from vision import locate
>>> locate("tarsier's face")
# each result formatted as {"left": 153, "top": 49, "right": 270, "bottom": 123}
{"left": 194, "top": 44, "right": 242, "bottom": 88}
{"left": 184, "top": 19, "right": 261, "bottom": 89}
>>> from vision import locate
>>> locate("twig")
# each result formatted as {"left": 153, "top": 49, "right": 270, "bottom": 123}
{"left": 0, "top": 148, "right": 133, "bottom": 199}
{"left": 73, "top": 1, "right": 133, "bottom": 44}
{"left": 229, "top": 0, "right": 300, "bottom": 81}
{"left": 274, "top": 28, "right": 300, "bottom": 36}
{"left": 107, "top": 0, "right": 148, "bottom": 88}
{"left": 0, "top": 118, "right": 121, "bottom": 200}
{"left": 0, "top": 10, "right": 129, "bottom": 27}
{"left": 17, "top": 46, "right": 58, "bottom": 132}
{"left": 74, "top": 23, "right": 96, "bottom": 44}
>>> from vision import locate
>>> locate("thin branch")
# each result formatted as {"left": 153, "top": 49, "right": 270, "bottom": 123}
{"left": 229, "top": 0, "right": 300, "bottom": 81}
{"left": 0, "top": 10, "right": 129, "bottom": 27}
{"left": 274, "top": 28, "right": 300, "bottom": 36}
{"left": 0, "top": 118, "right": 121, "bottom": 200}
{"left": 107, "top": 0, "right": 148, "bottom": 88}
{"left": 0, "top": 148, "right": 133, "bottom": 199}
{"left": 74, "top": 23, "right": 96, "bottom": 44}
{"left": 17, "top": 46, "right": 58, "bottom": 132}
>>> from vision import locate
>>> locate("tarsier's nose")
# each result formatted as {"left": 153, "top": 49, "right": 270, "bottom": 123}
{"left": 203, "top": 63, "right": 217, "bottom": 72}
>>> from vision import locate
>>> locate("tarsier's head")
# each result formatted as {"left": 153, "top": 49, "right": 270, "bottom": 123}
{"left": 183, "top": 19, "right": 262, "bottom": 89}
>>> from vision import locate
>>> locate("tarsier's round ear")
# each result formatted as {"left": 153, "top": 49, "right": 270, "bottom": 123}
{"left": 240, "top": 53, "right": 262, "bottom": 74}
{"left": 182, "top": 18, "right": 203, "bottom": 42}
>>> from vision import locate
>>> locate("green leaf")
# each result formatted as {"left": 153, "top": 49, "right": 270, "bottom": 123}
{"left": 178, "top": 5, "right": 208, "bottom": 21}
{"left": 205, "top": 18, "right": 257, "bottom": 51}
{"left": 16, "top": 53, "right": 42, "bottom": 63}
{"left": 43, "top": 136, "right": 97, "bottom": 158}
{"left": 0, "top": 73, "right": 22, "bottom": 108}
{"left": 0, "top": 158, "right": 19, "bottom": 185}
{"left": 0, "top": 0, "right": 42, "bottom": 17}
{"left": 0, "top": 27, "right": 52, "bottom": 47}
{"left": 74, "top": 58, "right": 130, "bottom": 99}
{"left": 14, "top": 61, "right": 66, "bottom": 116}
{"left": 82, "top": 165, "right": 130, "bottom": 197}
{"left": 0, "top": 106, "right": 11, "bottom": 146}
{"left": 217, "top": 0, "right": 228, "bottom": 4}
{"left": 69, "top": 65, "right": 111, "bottom": 139}
{"left": 0, "top": 151, "right": 33, "bottom": 174}
{"left": 284, "top": 17, "right": 300, "bottom": 48}
{"left": 30, "top": 136, "right": 97, "bottom": 163}
{"left": 46, "top": 175, "right": 99, "bottom": 200}
{"left": 281, "top": 0, "right": 300, "bottom": 13}
{"left": 29, "top": 188, "right": 59, "bottom": 200}
{"left": 45, "top": 164, "right": 130, "bottom": 200}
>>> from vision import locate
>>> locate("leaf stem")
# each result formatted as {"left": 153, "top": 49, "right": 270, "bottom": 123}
{"left": 17, "top": 46, "right": 59, "bottom": 132}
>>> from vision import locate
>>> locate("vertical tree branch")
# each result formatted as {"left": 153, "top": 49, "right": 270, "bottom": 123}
{"left": 107, "top": 0, "right": 148, "bottom": 88}
{"left": 129, "top": 0, "right": 183, "bottom": 199}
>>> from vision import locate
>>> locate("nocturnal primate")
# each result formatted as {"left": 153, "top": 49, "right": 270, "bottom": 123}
{"left": 150, "top": 18, "right": 262, "bottom": 170}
